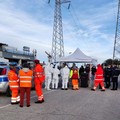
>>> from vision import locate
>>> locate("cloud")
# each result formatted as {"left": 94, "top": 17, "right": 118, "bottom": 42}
{"left": 61, "top": 1, "right": 117, "bottom": 63}
{"left": 0, "top": 0, "right": 117, "bottom": 64}
{"left": 0, "top": 1, "right": 53, "bottom": 62}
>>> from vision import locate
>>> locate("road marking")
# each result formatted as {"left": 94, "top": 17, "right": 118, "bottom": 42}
{"left": 0, "top": 90, "right": 56, "bottom": 109}
{"left": 0, "top": 104, "right": 11, "bottom": 109}
{"left": 30, "top": 89, "right": 56, "bottom": 99}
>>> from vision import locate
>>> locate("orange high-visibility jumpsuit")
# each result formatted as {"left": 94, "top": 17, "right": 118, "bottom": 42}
{"left": 93, "top": 64, "right": 105, "bottom": 90}
{"left": 19, "top": 69, "right": 33, "bottom": 106}
{"left": 70, "top": 69, "right": 79, "bottom": 90}
{"left": 8, "top": 70, "right": 20, "bottom": 103}
{"left": 34, "top": 64, "right": 45, "bottom": 101}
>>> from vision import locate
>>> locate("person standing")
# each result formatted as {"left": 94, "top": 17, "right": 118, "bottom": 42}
{"left": 104, "top": 65, "right": 112, "bottom": 88}
{"left": 34, "top": 59, "right": 45, "bottom": 103}
{"left": 61, "top": 63, "right": 70, "bottom": 90}
{"left": 91, "top": 64, "right": 105, "bottom": 91}
{"left": 79, "top": 65, "right": 84, "bottom": 75}
{"left": 85, "top": 64, "right": 90, "bottom": 80}
{"left": 52, "top": 64, "right": 60, "bottom": 89}
{"left": 19, "top": 63, "right": 33, "bottom": 107}
{"left": 44, "top": 62, "right": 53, "bottom": 90}
{"left": 70, "top": 65, "right": 79, "bottom": 90}
{"left": 8, "top": 64, "right": 20, "bottom": 104}
{"left": 111, "top": 65, "right": 120, "bottom": 90}
{"left": 90, "top": 65, "right": 96, "bottom": 88}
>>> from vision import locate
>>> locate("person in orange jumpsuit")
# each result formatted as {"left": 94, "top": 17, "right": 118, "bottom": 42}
{"left": 34, "top": 59, "right": 45, "bottom": 103}
{"left": 91, "top": 64, "right": 105, "bottom": 91}
{"left": 70, "top": 65, "right": 79, "bottom": 90}
{"left": 19, "top": 63, "right": 33, "bottom": 107}
{"left": 8, "top": 64, "right": 20, "bottom": 104}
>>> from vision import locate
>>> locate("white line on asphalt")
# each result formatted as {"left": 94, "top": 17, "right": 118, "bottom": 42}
{"left": 0, "top": 90, "right": 56, "bottom": 109}
{"left": 0, "top": 104, "right": 11, "bottom": 109}
{"left": 30, "top": 90, "right": 56, "bottom": 99}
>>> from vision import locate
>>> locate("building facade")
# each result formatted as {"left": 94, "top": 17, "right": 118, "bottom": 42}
{"left": 0, "top": 43, "right": 36, "bottom": 65}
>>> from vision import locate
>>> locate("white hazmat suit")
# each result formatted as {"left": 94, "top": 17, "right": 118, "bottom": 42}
{"left": 52, "top": 65, "right": 60, "bottom": 89}
{"left": 61, "top": 65, "right": 70, "bottom": 89}
{"left": 44, "top": 63, "right": 53, "bottom": 90}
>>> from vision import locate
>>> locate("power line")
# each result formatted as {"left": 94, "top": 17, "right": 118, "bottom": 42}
{"left": 67, "top": 4, "right": 91, "bottom": 49}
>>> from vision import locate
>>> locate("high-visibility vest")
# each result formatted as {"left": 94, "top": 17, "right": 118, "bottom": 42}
{"left": 95, "top": 67, "right": 104, "bottom": 81}
{"left": 70, "top": 69, "right": 79, "bottom": 79}
{"left": 19, "top": 69, "right": 33, "bottom": 87}
{"left": 8, "top": 70, "right": 19, "bottom": 88}
{"left": 34, "top": 64, "right": 45, "bottom": 81}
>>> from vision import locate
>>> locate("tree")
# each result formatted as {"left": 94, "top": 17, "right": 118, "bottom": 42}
{"left": 103, "top": 58, "right": 120, "bottom": 66}
{"left": 103, "top": 59, "right": 113, "bottom": 66}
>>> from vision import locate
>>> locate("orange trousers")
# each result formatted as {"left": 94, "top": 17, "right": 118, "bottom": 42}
{"left": 10, "top": 88, "right": 19, "bottom": 103}
{"left": 94, "top": 80, "right": 105, "bottom": 89}
{"left": 72, "top": 79, "right": 79, "bottom": 90}
{"left": 34, "top": 78, "right": 44, "bottom": 101}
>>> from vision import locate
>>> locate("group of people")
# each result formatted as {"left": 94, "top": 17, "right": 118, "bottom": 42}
{"left": 82, "top": 64, "right": 120, "bottom": 91}
{"left": 44, "top": 62, "right": 82, "bottom": 90}
{"left": 44, "top": 62, "right": 120, "bottom": 92}
{"left": 8, "top": 59, "right": 45, "bottom": 107}
{"left": 44, "top": 62, "right": 70, "bottom": 90}
{"left": 77, "top": 63, "right": 120, "bottom": 91}
{"left": 44, "top": 63, "right": 92, "bottom": 90}
{"left": 104, "top": 64, "right": 120, "bottom": 90}
{"left": 7, "top": 59, "right": 120, "bottom": 107}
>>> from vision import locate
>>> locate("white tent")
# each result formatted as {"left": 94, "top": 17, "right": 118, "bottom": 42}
{"left": 57, "top": 48, "right": 97, "bottom": 64}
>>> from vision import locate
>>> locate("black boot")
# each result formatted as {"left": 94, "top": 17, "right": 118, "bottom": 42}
{"left": 11, "top": 102, "right": 19, "bottom": 105}
{"left": 26, "top": 105, "right": 30, "bottom": 107}
{"left": 35, "top": 99, "right": 44, "bottom": 104}
{"left": 111, "top": 88, "right": 115, "bottom": 90}
{"left": 19, "top": 105, "right": 23, "bottom": 107}
{"left": 101, "top": 89, "right": 105, "bottom": 91}
{"left": 91, "top": 88, "right": 95, "bottom": 91}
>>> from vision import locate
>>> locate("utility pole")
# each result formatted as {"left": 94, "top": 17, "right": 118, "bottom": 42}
{"left": 113, "top": 0, "right": 120, "bottom": 60}
{"left": 49, "top": 0, "right": 70, "bottom": 63}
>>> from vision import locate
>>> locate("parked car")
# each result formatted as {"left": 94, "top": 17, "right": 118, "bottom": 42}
{"left": 0, "top": 64, "right": 21, "bottom": 96}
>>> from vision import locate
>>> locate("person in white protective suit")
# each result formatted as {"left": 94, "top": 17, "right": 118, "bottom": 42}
{"left": 52, "top": 64, "right": 60, "bottom": 89}
{"left": 44, "top": 62, "right": 53, "bottom": 90}
{"left": 61, "top": 63, "right": 70, "bottom": 90}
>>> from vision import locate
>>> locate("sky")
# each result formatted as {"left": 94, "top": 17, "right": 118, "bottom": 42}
{"left": 0, "top": 0, "right": 118, "bottom": 64}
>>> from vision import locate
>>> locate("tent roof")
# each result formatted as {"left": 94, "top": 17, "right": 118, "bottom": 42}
{"left": 57, "top": 48, "right": 97, "bottom": 63}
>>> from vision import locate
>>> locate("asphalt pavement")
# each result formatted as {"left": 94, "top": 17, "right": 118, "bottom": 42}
{"left": 0, "top": 86, "right": 120, "bottom": 120}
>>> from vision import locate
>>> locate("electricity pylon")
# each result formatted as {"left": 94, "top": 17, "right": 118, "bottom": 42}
{"left": 113, "top": 0, "right": 120, "bottom": 60}
{"left": 49, "top": 0, "right": 70, "bottom": 63}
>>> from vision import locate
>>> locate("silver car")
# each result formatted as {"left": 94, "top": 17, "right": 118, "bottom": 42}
{"left": 0, "top": 65, "right": 21, "bottom": 96}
